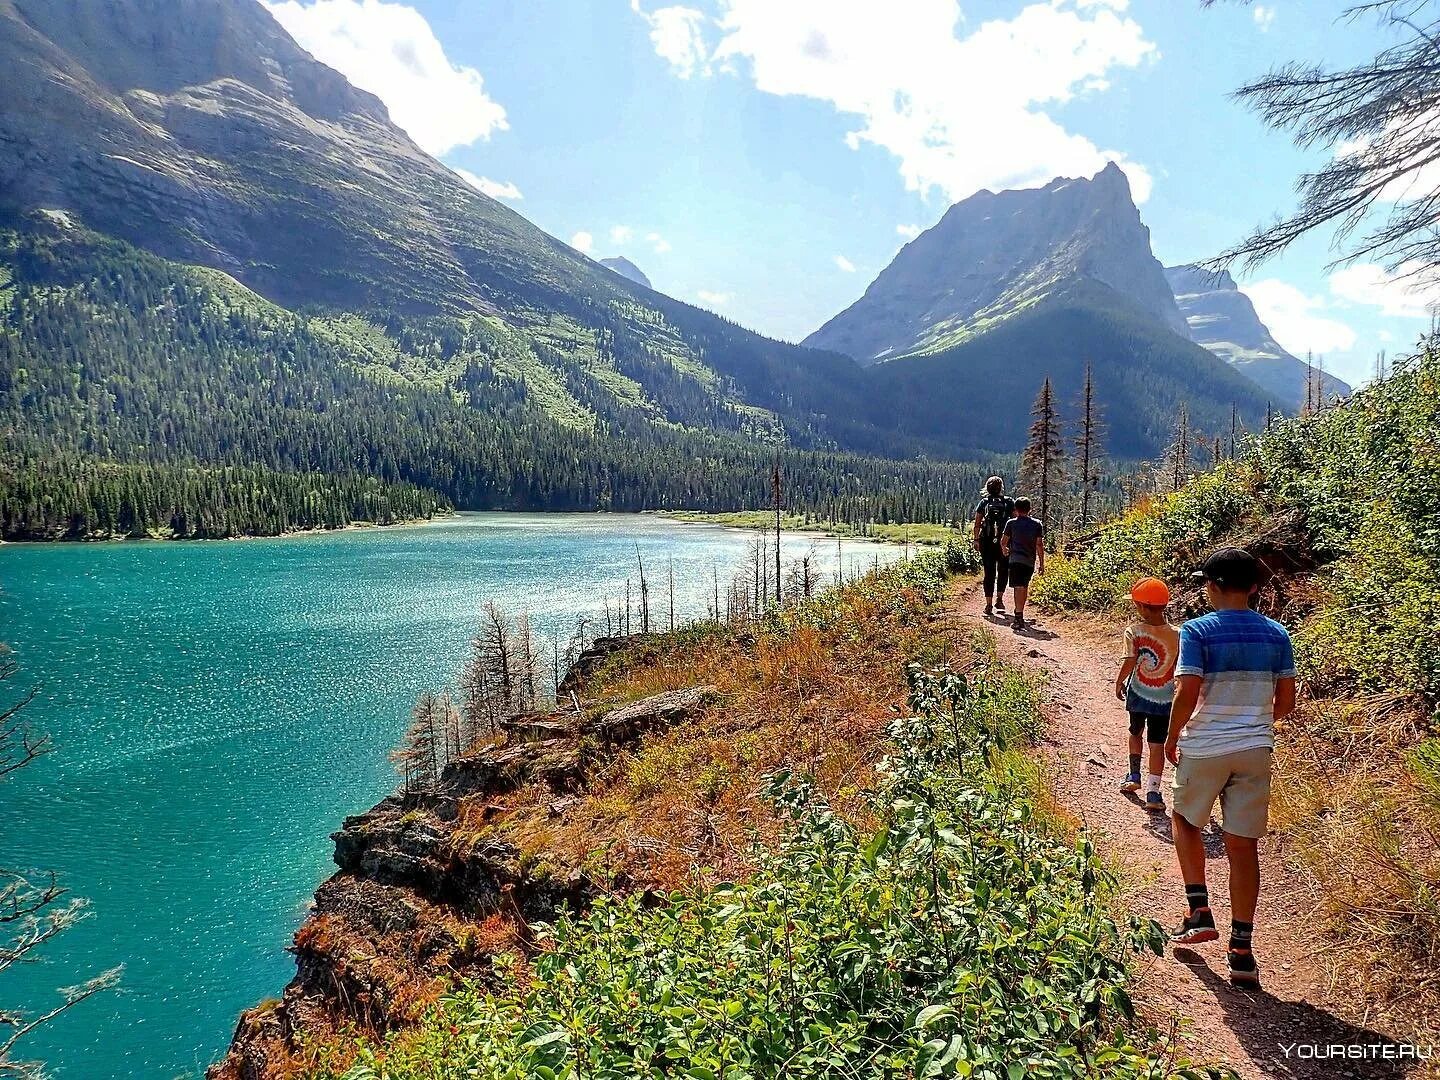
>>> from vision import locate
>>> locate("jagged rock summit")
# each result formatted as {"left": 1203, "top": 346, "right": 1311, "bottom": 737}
{"left": 599, "top": 255, "right": 651, "bottom": 289}
{"left": 805, "top": 162, "right": 1188, "bottom": 364}
{"left": 1164, "top": 264, "right": 1351, "bottom": 409}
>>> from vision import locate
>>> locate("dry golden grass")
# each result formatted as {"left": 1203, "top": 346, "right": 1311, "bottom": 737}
{"left": 1270, "top": 699, "right": 1440, "bottom": 1044}
{"left": 456, "top": 584, "right": 955, "bottom": 892}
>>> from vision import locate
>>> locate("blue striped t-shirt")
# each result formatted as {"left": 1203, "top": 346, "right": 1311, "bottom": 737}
{"left": 1175, "top": 609, "right": 1295, "bottom": 758}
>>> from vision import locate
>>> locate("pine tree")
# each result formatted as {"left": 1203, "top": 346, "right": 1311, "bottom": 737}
{"left": 1019, "top": 378, "right": 1065, "bottom": 524}
{"left": 1072, "top": 363, "right": 1106, "bottom": 529}
{"left": 392, "top": 692, "right": 443, "bottom": 796}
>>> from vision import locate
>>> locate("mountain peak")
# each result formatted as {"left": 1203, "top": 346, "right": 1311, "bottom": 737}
{"left": 804, "top": 164, "right": 1185, "bottom": 364}
{"left": 599, "top": 256, "right": 651, "bottom": 290}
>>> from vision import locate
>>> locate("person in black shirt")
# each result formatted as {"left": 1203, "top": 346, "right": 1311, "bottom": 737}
{"left": 1000, "top": 497, "right": 1045, "bottom": 630}
{"left": 971, "top": 476, "right": 1015, "bottom": 617}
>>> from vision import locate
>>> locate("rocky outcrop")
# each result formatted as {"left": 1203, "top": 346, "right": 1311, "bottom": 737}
{"left": 209, "top": 668, "right": 719, "bottom": 1079}
{"left": 1164, "top": 264, "right": 1352, "bottom": 410}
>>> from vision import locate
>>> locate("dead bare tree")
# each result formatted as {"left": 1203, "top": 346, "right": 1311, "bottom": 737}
{"left": 1165, "top": 404, "right": 1194, "bottom": 492}
{"left": 1204, "top": 1, "right": 1440, "bottom": 289}
{"left": 1, "top": 646, "right": 120, "bottom": 1079}
{"left": 771, "top": 455, "right": 783, "bottom": 608}
{"left": 1072, "top": 362, "right": 1106, "bottom": 529}
{"left": 392, "top": 691, "right": 444, "bottom": 796}
{"left": 634, "top": 547, "right": 651, "bottom": 635}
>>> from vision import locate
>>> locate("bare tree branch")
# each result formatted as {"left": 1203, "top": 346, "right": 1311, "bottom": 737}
{"left": 1202, "top": 1, "right": 1440, "bottom": 285}
{"left": 0, "top": 645, "right": 117, "bottom": 1077}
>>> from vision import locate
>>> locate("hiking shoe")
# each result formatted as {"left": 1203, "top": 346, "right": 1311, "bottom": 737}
{"left": 1145, "top": 790, "right": 1166, "bottom": 813}
{"left": 1171, "top": 907, "right": 1219, "bottom": 945}
{"left": 1120, "top": 772, "right": 1141, "bottom": 793}
{"left": 1012, "top": 614, "right": 1024, "bottom": 630}
{"left": 984, "top": 601, "right": 993, "bottom": 616}
{"left": 1228, "top": 947, "right": 1261, "bottom": 987}
{"left": 994, "top": 599, "right": 1006, "bottom": 613}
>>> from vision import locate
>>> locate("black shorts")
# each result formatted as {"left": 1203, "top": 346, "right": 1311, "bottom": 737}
{"left": 1008, "top": 562, "right": 1035, "bottom": 588}
{"left": 1128, "top": 711, "right": 1170, "bottom": 744}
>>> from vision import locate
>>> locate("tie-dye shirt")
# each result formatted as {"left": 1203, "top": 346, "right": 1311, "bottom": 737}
{"left": 1123, "top": 620, "right": 1180, "bottom": 716}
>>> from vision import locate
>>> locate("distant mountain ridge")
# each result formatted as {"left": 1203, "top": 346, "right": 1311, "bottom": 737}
{"left": 1, "top": 0, "right": 1283, "bottom": 480}
{"left": 1163, "top": 264, "right": 1351, "bottom": 408}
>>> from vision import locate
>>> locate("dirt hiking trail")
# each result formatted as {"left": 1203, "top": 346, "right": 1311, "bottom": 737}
{"left": 949, "top": 582, "right": 1413, "bottom": 1080}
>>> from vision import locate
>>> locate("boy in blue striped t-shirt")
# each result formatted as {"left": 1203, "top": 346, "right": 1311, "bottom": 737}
{"left": 1165, "top": 548, "right": 1296, "bottom": 987}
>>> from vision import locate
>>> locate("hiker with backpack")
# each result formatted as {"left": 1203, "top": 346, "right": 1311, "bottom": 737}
{"left": 972, "top": 476, "right": 1015, "bottom": 617}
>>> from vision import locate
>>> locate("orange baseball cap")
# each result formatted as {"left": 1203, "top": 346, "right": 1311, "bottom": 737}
{"left": 1130, "top": 577, "right": 1171, "bottom": 605}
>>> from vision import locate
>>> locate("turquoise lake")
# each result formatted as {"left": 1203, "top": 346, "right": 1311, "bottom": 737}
{"left": 0, "top": 513, "right": 901, "bottom": 1079}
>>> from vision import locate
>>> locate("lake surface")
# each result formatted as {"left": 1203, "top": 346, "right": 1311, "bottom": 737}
{"left": 0, "top": 513, "right": 901, "bottom": 1079}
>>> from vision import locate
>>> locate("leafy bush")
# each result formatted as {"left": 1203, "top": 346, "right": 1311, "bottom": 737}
{"left": 1034, "top": 464, "right": 1259, "bottom": 614}
{"left": 327, "top": 665, "right": 1179, "bottom": 1080}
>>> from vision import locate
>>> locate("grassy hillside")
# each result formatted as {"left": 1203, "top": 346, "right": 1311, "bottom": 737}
{"left": 1033, "top": 345, "right": 1440, "bottom": 1040}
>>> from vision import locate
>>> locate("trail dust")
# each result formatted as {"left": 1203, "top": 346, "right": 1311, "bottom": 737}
{"left": 950, "top": 580, "right": 1414, "bottom": 1080}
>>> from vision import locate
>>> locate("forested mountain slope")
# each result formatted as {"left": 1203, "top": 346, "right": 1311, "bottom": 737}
{"left": 0, "top": 0, "right": 1270, "bottom": 470}
{"left": 0, "top": 221, "right": 991, "bottom": 535}
{"left": 0, "top": 0, "right": 901, "bottom": 458}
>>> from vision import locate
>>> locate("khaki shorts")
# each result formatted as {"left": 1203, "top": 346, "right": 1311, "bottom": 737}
{"left": 1171, "top": 747, "right": 1272, "bottom": 838}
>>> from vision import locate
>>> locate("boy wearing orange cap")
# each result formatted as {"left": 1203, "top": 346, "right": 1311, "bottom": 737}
{"left": 1115, "top": 577, "right": 1179, "bottom": 812}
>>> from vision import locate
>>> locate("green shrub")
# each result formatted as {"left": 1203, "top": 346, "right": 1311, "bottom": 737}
{"left": 1034, "top": 463, "right": 1259, "bottom": 614}
{"left": 326, "top": 666, "right": 1183, "bottom": 1080}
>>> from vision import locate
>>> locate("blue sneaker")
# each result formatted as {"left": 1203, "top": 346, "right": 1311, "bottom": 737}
{"left": 1145, "top": 790, "right": 1166, "bottom": 813}
{"left": 1120, "top": 772, "right": 1141, "bottom": 793}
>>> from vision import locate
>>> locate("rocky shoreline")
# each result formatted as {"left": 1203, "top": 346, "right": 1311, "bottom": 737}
{"left": 209, "top": 640, "right": 715, "bottom": 1079}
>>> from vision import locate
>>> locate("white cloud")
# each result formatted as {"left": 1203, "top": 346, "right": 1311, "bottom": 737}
{"left": 638, "top": 0, "right": 1157, "bottom": 204}
{"left": 265, "top": 0, "right": 507, "bottom": 155}
{"left": 834, "top": 255, "right": 857, "bottom": 272}
{"left": 632, "top": 1, "right": 712, "bottom": 78}
{"left": 1329, "top": 263, "right": 1440, "bottom": 319}
{"left": 1252, "top": 5, "right": 1276, "bottom": 31}
{"left": 647, "top": 232, "right": 672, "bottom": 254}
{"left": 1247, "top": 279, "right": 1358, "bottom": 355}
{"left": 697, "top": 289, "right": 732, "bottom": 306}
{"left": 610, "top": 225, "right": 635, "bottom": 243}
{"left": 896, "top": 223, "right": 922, "bottom": 240}
{"left": 570, "top": 230, "right": 595, "bottom": 253}
{"left": 452, "top": 168, "right": 522, "bottom": 200}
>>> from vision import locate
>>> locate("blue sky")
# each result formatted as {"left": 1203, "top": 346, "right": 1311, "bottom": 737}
{"left": 264, "top": 0, "right": 1437, "bottom": 388}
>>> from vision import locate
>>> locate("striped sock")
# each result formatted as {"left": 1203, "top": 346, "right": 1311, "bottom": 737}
{"left": 1230, "top": 920, "right": 1253, "bottom": 952}
{"left": 1185, "top": 885, "right": 1210, "bottom": 914}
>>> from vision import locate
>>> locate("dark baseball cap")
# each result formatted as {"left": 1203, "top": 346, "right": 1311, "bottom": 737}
{"left": 1191, "top": 547, "right": 1260, "bottom": 590}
